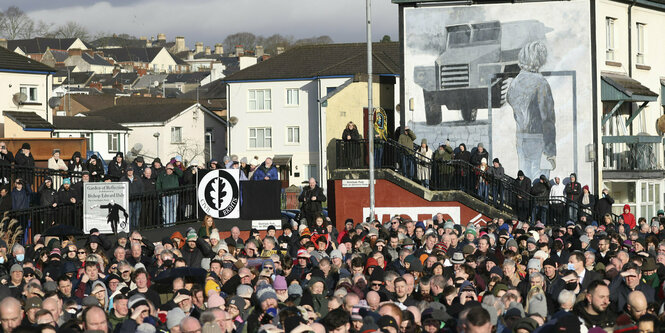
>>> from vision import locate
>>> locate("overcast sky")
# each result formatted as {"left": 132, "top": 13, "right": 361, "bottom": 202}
{"left": 15, "top": 0, "right": 398, "bottom": 46}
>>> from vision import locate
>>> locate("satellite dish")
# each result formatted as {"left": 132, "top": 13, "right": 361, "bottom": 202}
{"left": 12, "top": 92, "right": 27, "bottom": 107}
{"left": 131, "top": 143, "right": 143, "bottom": 155}
{"left": 229, "top": 116, "right": 238, "bottom": 126}
{"left": 153, "top": 81, "right": 159, "bottom": 87}
{"left": 49, "top": 97, "right": 62, "bottom": 109}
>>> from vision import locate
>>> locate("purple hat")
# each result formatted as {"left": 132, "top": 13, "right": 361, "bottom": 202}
{"left": 273, "top": 275, "right": 287, "bottom": 290}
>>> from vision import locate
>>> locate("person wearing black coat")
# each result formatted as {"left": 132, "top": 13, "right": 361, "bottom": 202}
{"left": 14, "top": 143, "right": 35, "bottom": 185}
{"left": 565, "top": 173, "right": 582, "bottom": 221}
{"left": 469, "top": 143, "right": 489, "bottom": 167}
{"left": 38, "top": 177, "right": 57, "bottom": 207}
{"left": 180, "top": 233, "right": 214, "bottom": 268}
{"left": 56, "top": 181, "right": 78, "bottom": 206}
{"left": 577, "top": 185, "right": 596, "bottom": 222}
{"left": 515, "top": 170, "right": 532, "bottom": 222}
{"left": 530, "top": 175, "right": 551, "bottom": 223}
{"left": 0, "top": 186, "right": 12, "bottom": 215}
{"left": 121, "top": 167, "right": 144, "bottom": 230}
{"left": 298, "top": 178, "right": 327, "bottom": 227}
{"left": 341, "top": 121, "right": 362, "bottom": 168}
{"left": 68, "top": 151, "right": 84, "bottom": 173}
{"left": 455, "top": 143, "right": 472, "bottom": 191}
{"left": 86, "top": 155, "right": 105, "bottom": 182}
{"left": 107, "top": 152, "right": 127, "bottom": 181}
{"left": 0, "top": 142, "right": 14, "bottom": 185}
{"left": 595, "top": 188, "right": 614, "bottom": 221}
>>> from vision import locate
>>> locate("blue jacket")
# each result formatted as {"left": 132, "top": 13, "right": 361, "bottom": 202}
{"left": 251, "top": 163, "right": 279, "bottom": 181}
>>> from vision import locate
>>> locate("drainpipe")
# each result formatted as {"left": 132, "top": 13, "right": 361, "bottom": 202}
{"left": 628, "top": 0, "right": 636, "bottom": 136}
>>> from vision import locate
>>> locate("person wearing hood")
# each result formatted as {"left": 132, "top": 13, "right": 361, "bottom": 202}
{"left": 15, "top": 142, "right": 35, "bottom": 185}
{"left": 11, "top": 178, "right": 30, "bottom": 211}
{"left": 0, "top": 186, "right": 12, "bottom": 216}
{"left": 565, "top": 173, "right": 581, "bottom": 221}
{"left": 131, "top": 156, "right": 147, "bottom": 175}
{"left": 530, "top": 175, "right": 551, "bottom": 224}
{"left": 107, "top": 152, "right": 127, "bottom": 181}
{"left": 86, "top": 154, "right": 105, "bottom": 182}
{"left": 251, "top": 157, "right": 279, "bottom": 181}
{"left": 488, "top": 158, "right": 505, "bottom": 207}
{"left": 68, "top": 151, "right": 84, "bottom": 173}
{"left": 397, "top": 126, "right": 417, "bottom": 180}
{"left": 432, "top": 141, "right": 454, "bottom": 189}
{"left": 0, "top": 141, "right": 14, "bottom": 185}
{"left": 477, "top": 158, "right": 490, "bottom": 203}
{"left": 578, "top": 185, "right": 596, "bottom": 221}
{"left": 150, "top": 157, "right": 165, "bottom": 180}
{"left": 91, "top": 280, "right": 110, "bottom": 311}
{"left": 455, "top": 143, "right": 472, "bottom": 191}
{"left": 622, "top": 204, "right": 636, "bottom": 230}
{"left": 416, "top": 139, "right": 433, "bottom": 188}
{"left": 39, "top": 177, "right": 57, "bottom": 208}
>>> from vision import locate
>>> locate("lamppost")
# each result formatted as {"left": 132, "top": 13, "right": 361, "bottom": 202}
{"left": 153, "top": 132, "right": 160, "bottom": 159}
{"left": 366, "top": 0, "right": 375, "bottom": 221}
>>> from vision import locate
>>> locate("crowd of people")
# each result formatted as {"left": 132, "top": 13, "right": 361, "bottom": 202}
{"left": 0, "top": 142, "right": 282, "bottom": 229}
{"left": 0, "top": 197, "right": 662, "bottom": 333}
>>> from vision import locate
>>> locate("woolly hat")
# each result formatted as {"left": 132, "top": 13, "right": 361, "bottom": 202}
{"left": 128, "top": 293, "right": 149, "bottom": 310}
{"left": 207, "top": 293, "right": 224, "bottom": 308}
{"left": 443, "top": 221, "right": 455, "bottom": 230}
{"left": 273, "top": 275, "right": 287, "bottom": 290}
{"left": 288, "top": 283, "right": 303, "bottom": 297}
{"left": 527, "top": 259, "right": 541, "bottom": 271}
{"left": 330, "top": 249, "right": 342, "bottom": 260}
{"left": 256, "top": 284, "right": 278, "bottom": 303}
{"left": 186, "top": 230, "right": 197, "bottom": 241}
{"left": 543, "top": 258, "right": 557, "bottom": 268}
{"left": 514, "top": 318, "right": 538, "bottom": 333}
{"left": 489, "top": 266, "right": 504, "bottom": 278}
{"left": 167, "top": 307, "right": 186, "bottom": 329}
{"left": 504, "top": 301, "right": 525, "bottom": 319}
{"left": 527, "top": 293, "right": 548, "bottom": 319}
{"left": 210, "top": 231, "right": 220, "bottom": 241}
{"left": 506, "top": 239, "right": 518, "bottom": 249}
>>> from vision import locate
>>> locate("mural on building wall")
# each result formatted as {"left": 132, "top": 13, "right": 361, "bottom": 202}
{"left": 404, "top": 0, "right": 594, "bottom": 185}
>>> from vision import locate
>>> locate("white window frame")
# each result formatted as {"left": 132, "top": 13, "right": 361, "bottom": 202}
{"left": 248, "top": 89, "right": 272, "bottom": 111}
{"left": 636, "top": 22, "right": 645, "bottom": 65}
{"left": 108, "top": 133, "right": 119, "bottom": 152}
{"left": 286, "top": 126, "right": 300, "bottom": 144}
{"left": 606, "top": 17, "right": 616, "bottom": 61}
{"left": 19, "top": 85, "right": 38, "bottom": 103}
{"left": 81, "top": 133, "right": 92, "bottom": 150}
{"left": 286, "top": 88, "right": 299, "bottom": 106}
{"left": 248, "top": 127, "right": 272, "bottom": 149}
{"left": 171, "top": 126, "right": 183, "bottom": 144}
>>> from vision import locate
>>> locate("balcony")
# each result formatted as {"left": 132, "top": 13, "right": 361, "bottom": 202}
{"left": 602, "top": 135, "right": 663, "bottom": 173}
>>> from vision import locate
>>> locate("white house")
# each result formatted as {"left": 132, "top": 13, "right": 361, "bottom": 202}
{"left": 65, "top": 52, "right": 114, "bottom": 74}
{"left": 0, "top": 45, "right": 56, "bottom": 138}
{"left": 85, "top": 103, "right": 227, "bottom": 165}
{"left": 224, "top": 42, "right": 400, "bottom": 187}
{"left": 102, "top": 47, "right": 189, "bottom": 73}
{"left": 7, "top": 37, "right": 90, "bottom": 58}
{"left": 52, "top": 116, "right": 130, "bottom": 161}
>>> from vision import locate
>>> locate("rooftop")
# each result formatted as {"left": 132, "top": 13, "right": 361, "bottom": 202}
{"left": 223, "top": 42, "right": 399, "bottom": 82}
{"left": 0, "top": 46, "right": 56, "bottom": 73}
{"left": 53, "top": 116, "right": 128, "bottom": 131}
{"left": 7, "top": 37, "right": 92, "bottom": 54}
{"left": 85, "top": 102, "right": 197, "bottom": 124}
{"left": 3, "top": 111, "right": 54, "bottom": 130}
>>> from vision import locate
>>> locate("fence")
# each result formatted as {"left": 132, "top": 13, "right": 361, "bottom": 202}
{"left": 6, "top": 185, "right": 197, "bottom": 241}
{"left": 335, "top": 139, "right": 619, "bottom": 226}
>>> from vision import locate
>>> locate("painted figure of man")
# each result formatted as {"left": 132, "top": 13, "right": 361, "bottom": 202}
{"left": 92, "top": 200, "right": 128, "bottom": 234}
{"left": 506, "top": 40, "right": 556, "bottom": 181}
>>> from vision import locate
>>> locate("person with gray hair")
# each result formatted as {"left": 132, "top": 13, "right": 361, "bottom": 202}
{"left": 505, "top": 39, "right": 556, "bottom": 181}
{"left": 557, "top": 290, "right": 576, "bottom": 312}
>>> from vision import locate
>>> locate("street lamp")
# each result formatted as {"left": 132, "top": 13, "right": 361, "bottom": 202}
{"left": 366, "top": 0, "right": 375, "bottom": 222}
{"left": 153, "top": 132, "right": 160, "bottom": 159}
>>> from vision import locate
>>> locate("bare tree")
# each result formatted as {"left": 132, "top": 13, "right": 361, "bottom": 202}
{"left": 54, "top": 21, "right": 89, "bottom": 40}
{"left": 1, "top": 6, "right": 34, "bottom": 39}
{"left": 294, "top": 35, "right": 333, "bottom": 46}
{"left": 223, "top": 32, "right": 257, "bottom": 53}
{"left": 260, "top": 34, "right": 293, "bottom": 55}
{"left": 170, "top": 138, "right": 206, "bottom": 167}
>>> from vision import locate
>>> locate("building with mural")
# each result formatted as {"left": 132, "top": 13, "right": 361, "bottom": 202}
{"left": 394, "top": 0, "right": 665, "bottom": 217}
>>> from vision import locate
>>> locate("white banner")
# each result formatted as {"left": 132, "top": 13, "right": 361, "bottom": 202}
{"left": 198, "top": 169, "right": 240, "bottom": 219}
{"left": 84, "top": 182, "right": 129, "bottom": 234}
{"left": 252, "top": 219, "right": 282, "bottom": 230}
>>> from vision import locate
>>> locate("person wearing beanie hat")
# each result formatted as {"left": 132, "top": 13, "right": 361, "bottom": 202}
{"left": 288, "top": 283, "right": 303, "bottom": 298}
{"left": 166, "top": 307, "right": 187, "bottom": 330}
{"left": 207, "top": 292, "right": 225, "bottom": 309}
{"left": 527, "top": 259, "right": 541, "bottom": 272}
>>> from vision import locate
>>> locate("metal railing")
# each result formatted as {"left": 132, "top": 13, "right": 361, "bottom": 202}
{"left": 6, "top": 185, "right": 197, "bottom": 240}
{"left": 602, "top": 141, "right": 663, "bottom": 171}
{"left": 335, "top": 139, "right": 618, "bottom": 226}
{"left": 0, "top": 164, "right": 83, "bottom": 192}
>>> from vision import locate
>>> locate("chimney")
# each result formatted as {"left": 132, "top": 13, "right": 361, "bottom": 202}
{"left": 195, "top": 42, "right": 204, "bottom": 54}
{"left": 139, "top": 37, "right": 147, "bottom": 40}
{"left": 157, "top": 33, "right": 166, "bottom": 41}
{"left": 68, "top": 48, "right": 83, "bottom": 56}
{"left": 0, "top": 38, "right": 7, "bottom": 49}
{"left": 175, "top": 36, "right": 186, "bottom": 53}
{"left": 204, "top": 46, "right": 211, "bottom": 55}
{"left": 146, "top": 39, "right": 152, "bottom": 47}
{"left": 255, "top": 45, "right": 264, "bottom": 58}
{"left": 235, "top": 45, "right": 244, "bottom": 56}
{"left": 214, "top": 43, "right": 223, "bottom": 55}
{"left": 276, "top": 46, "right": 285, "bottom": 55}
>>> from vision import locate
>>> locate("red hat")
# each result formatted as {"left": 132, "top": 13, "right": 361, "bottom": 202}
{"left": 297, "top": 249, "right": 310, "bottom": 258}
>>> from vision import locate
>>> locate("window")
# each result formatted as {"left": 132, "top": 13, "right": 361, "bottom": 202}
{"left": 81, "top": 133, "right": 91, "bottom": 150}
{"left": 606, "top": 17, "right": 616, "bottom": 61}
{"left": 636, "top": 23, "right": 645, "bottom": 64}
{"left": 249, "top": 127, "right": 272, "bottom": 148}
{"left": 326, "top": 87, "right": 337, "bottom": 95}
{"left": 171, "top": 127, "right": 183, "bottom": 143}
{"left": 248, "top": 89, "right": 271, "bottom": 111}
{"left": 108, "top": 133, "right": 119, "bottom": 152}
{"left": 19, "top": 86, "right": 38, "bottom": 102}
{"left": 286, "top": 88, "right": 299, "bottom": 106}
{"left": 287, "top": 126, "right": 300, "bottom": 144}
{"left": 305, "top": 164, "right": 318, "bottom": 180}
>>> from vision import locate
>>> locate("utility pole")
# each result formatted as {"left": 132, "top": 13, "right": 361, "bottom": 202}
{"left": 367, "top": 0, "right": 375, "bottom": 221}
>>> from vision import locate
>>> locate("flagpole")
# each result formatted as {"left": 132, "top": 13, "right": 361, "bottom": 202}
{"left": 367, "top": 0, "right": 375, "bottom": 222}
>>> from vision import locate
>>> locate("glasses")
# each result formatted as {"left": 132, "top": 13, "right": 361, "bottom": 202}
{"left": 78, "top": 251, "right": 86, "bottom": 254}
{"left": 121, "top": 270, "right": 130, "bottom": 274}
{"left": 372, "top": 283, "right": 383, "bottom": 287}
{"left": 265, "top": 267, "right": 274, "bottom": 270}
{"left": 26, "top": 274, "right": 34, "bottom": 277}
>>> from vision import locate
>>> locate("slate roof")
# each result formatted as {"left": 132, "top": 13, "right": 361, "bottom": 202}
{"left": 7, "top": 37, "right": 92, "bottom": 54}
{"left": 101, "top": 47, "right": 164, "bottom": 63}
{"left": 224, "top": 42, "right": 399, "bottom": 81}
{"left": 179, "top": 79, "right": 226, "bottom": 100}
{"left": 114, "top": 72, "right": 139, "bottom": 85}
{"left": 86, "top": 102, "right": 196, "bottom": 124}
{"left": 53, "top": 116, "right": 128, "bottom": 131}
{"left": 61, "top": 71, "right": 94, "bottom": 85}
{"left": 3, "top": 111, "right": 54, "bottom": 129}
{"left": 91, "top": 37, "right": 147, "bottom": 49}
{"left": 132, "top": 74, "right": 169, "bottom": 89}
{"left": 0, "top": 46, "right": 56, "bottom": 72}
{"left": 166, "top": 72, "right": 210, "bottom": 84}
{"left": 70, "top": 94, "right": 116, "bottom": 110}
{"left": 49, "top": 50, "right": 70, "bottom": 63}
{"left": 602, "top": 73, "right": 658, "bottom": 98}
{"left": 81, "top": 53, "right": 112, "bottom": 66}
{"left": 89, "top": 74, "right": 115, "bottom": 85}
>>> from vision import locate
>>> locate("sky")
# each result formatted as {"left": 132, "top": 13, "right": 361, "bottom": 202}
{"left": 12, "top": 0, "right": 399, "bottom": 46}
